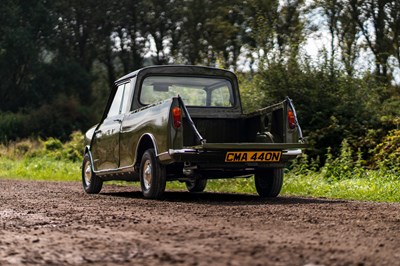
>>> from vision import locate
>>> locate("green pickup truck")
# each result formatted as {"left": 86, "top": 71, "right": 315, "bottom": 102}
{"left": 82, "top": 65, "right": 306, "bottom": 199}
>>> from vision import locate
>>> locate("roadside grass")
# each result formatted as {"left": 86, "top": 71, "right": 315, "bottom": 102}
{"left": 0, "top": 133, "right": 399, "bottom": 202}
{"left": 0, "top": 132, "right": 82, "bottom": 182}
{"left": 0, "top": 155, "right": 399, "bottom": 202}
{"left": 0, "top": 156, "right": 80, "bottom": 182}
{"left": 282, "top": 171, "right": 400, "bottom": 202}
{"left": 166, "top": 177, "right": 257, "bottom": 194}
{"left": 167, "top": 170, "right": 400, "bottom": 203}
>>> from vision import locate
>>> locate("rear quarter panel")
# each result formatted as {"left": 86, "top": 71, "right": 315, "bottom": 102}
{"left": 119, "top": 98, "right": 182, "bottom": 168}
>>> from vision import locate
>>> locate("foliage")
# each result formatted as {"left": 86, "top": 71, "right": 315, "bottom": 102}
{"left": 0, "top": 131, "right": 84, "bottom": 162}
{"left": 282, "top": 138, "right": 400, "bottom": 202}
{"left": 283, "top": 169, "right": 400, "bottom": 202}
{"left": 0, "top": 0, "right": 399, "bottom": 175}
{"left": 240, "top": 58, "right": 399, "bottom": 165}
{"left": 0, "top": 96, "right": 93, "bottom": 142}
{"left": 0, "top": 132, "right": 83, "bottom": 181}
{"left": 36, "top": 131, "right": 84, "bottom": 162}
{"left": 0, "top": 112, "right": 27, "bottom": 142}
{"left": 237, "top": 73, "right": 267, "bottom": 112}
{"left": 322, "top": 139, "right": 362, "bottom": 181}
{"left": 373, "top": 130, "right": 400, "bottom": 171}
{"left": 0, "top": 0, "right": 55, "bottom": 112}
{"left": 291, "top": 133, "right": 399, "bottom": 180}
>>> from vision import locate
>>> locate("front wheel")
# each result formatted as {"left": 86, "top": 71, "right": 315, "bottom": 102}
{"left": 82, "top": 153, "right": 103, "bottom": 194}
{"left": 140, "top": 149, "right": 166, "bottom": 199}
{"left": 254, "top": 168, "right": 284, "bottom": 198}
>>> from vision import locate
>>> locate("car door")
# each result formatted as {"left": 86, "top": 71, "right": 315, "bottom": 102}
{"left": 91, "top": 83, "right": 128, "bottom": 171}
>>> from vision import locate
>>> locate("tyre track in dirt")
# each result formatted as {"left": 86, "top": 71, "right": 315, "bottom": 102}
{"left": 0, "top": 179, "right": 399, "bottom": 265}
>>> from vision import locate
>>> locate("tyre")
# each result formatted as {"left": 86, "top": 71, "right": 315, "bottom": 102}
{"left": 140, "top": 148, "right": 166, "bottom": 199}
{"left": 254, "top": 168, "right": 284, "bottom": 198}
{"left": 82, "top": 153, "right": 103, "bottom": 194}
{"left": 186, "top": 178, "right": 207, "bottom": 193}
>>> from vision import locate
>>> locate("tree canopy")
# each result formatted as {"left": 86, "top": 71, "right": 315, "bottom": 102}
{"left": 0, "top": 0, "right": 399, "bottom": 165}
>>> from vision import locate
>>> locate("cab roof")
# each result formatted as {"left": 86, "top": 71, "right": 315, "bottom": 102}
{"left": 115, "top": 65, "right": 237, "bottom": 85}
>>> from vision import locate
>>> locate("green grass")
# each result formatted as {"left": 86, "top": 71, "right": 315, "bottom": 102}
{"left": 0, "top": 156, "right": 80, "bottom": 182}
{"left": 166, "top": 177, "right": 257, "bottom": 194}
{"left": 282, "top": 171, "right": 400, "bottom": 202}
{"left": 166, "top": 171, "right": 400, "bottom": 202}
{"left": 1, "top": 156, "right": 399, "bottom": 202}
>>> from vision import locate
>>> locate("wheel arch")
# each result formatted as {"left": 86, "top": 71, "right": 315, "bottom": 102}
{"left": 83, "top": 145, "right": 96, "bottom": 172}
{"left": 135, "top": 134, "right": 158, "bottom": 167}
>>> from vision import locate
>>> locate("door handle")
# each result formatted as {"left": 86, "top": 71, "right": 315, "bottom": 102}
{"left": 114, "top": 119, "right": 122, "bottom": 123}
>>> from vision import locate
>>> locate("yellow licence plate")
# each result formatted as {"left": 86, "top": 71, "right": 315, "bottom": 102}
{"left": 225, "top": 151, "right": 282, "bottom": 162}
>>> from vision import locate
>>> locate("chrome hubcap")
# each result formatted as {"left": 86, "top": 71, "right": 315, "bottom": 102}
{"left": 143, "top": 160, "right": 152, "bottom": 190}
{"left": 84, "top": 161, "right": 92, "bottom": 186}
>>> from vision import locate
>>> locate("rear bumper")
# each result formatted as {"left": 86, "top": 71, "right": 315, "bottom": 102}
{"left": 158, "top": 143, "right": 305, "bottom": 169}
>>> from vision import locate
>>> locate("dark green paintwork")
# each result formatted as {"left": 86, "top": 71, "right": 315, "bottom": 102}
{"left": 86, "top": 65, "right": 305, "bottom": 179}
{"left": 119, "top": 98, "right": 182, "bottom": 168}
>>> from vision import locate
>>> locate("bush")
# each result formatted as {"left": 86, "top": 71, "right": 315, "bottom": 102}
{"left": 373, "top": 129, "right": 400, "bottom": 172}
{"left": 44, "top": 138, "right": 63, "bottom": 151}
{"left": 290, "top": 138, "right": 369, "bottom": 182}
{"left": 322, "top": 139, "right": 355, "bottom": 181}
{"left": 64, "top": 131, "right": 85, "bottom": 162}
{"left": 3, "top": 131, "right": 84, "bottom": 162}
{"left": 0, "top": 95, "right": 94, "bottom": 143}
{"left": 237, "top": 73, "right": 267, "bottom": 113}
{"left": 0, "top": 112, "right": 28, "bottom": 142}
{"left": 290, "top": 152, "right": 320, "bottom": 175}
{"left": 15, "top": 140, "right": 34, "bottom": 156}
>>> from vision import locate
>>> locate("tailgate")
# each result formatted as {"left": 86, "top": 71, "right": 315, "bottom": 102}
{"left": 194, "top": 142, "right": 306, "bottom": 150}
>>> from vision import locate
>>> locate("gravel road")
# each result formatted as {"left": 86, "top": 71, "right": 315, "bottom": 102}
{"left": 0, "top": 179, "right": 399, "bottom": 265}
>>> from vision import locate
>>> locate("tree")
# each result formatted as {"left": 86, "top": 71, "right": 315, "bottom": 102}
{"left": 355, "top": 0, "right": 396, "bottom": 81}
{"left": 204, "top": 1, "right": 247, "bottom": 69}
{"left": 52, "top": 0, "right": 100, "bottom": 72}
{"left": 317, "top": 0, "right": 361, "bottom": 76}
{"left": 0, "top": 0, "right": 55, "bottom": 111}
{"left": 245, "top": 0, "right": 280, "bottom": 65}
{"left": 336, "top": 0, "right": 360, "bottom": 76}
{"left": 142, "top": 0, "right": 175, "bottom": 65}
{"left": 174, "top": 0, "right": 211, "bottom": 65}
{"left": 318, "top": 0, "right": 340, "bottom": 74}
{"left": 275, "top": 0, "right": 305, "bottom": 61}
{"left": 244, "top": 0, "right": 305, "bottom": 66}
{"left": 388, "top": 0, "right": 400, "bottom": 68}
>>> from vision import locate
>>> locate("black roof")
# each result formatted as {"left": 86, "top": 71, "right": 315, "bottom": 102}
{"left": 115, "top": 65, "right": 236, "bottom": 85}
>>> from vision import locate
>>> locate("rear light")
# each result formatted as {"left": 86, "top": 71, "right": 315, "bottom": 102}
{"left": 172, "top": 107, "right": 182, "bottom": 128}
{"left": 288, "top": 109, "right": 296, "bottom": 129}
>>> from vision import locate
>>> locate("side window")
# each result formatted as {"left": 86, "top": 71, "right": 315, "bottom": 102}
{"left": 210, "top": 86, "right": 232, "bottom": 107}
{"left": 120, "top": 78, "right": 135, "bottom": 113}
{"left": 107, "top": 84, "right": 125, "bottom": 118}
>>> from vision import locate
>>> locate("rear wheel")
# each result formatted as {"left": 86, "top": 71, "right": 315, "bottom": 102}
{"left": 82, "top": 153, "right": 103, "bottom": 194}
{"left": 186, "top": 178, "right": 207, "bottom": 193}
{"left": 254, "top": 168, "right": 283, "bottom": 198}
{"left": 140, "top": 149, "right": 166, "bottom": 199}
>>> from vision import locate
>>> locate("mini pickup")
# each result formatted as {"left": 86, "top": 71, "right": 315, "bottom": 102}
{"left": 82, "top": 65, "right": 306, "bottom": 199}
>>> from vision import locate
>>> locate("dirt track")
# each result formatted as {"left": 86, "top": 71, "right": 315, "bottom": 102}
{"left": 0, "top": 179, "right": 399, "bottom": 265}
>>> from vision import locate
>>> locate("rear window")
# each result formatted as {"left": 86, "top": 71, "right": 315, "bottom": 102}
{"left": 140, "top": 76, "right": 234, "bottom": 107}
